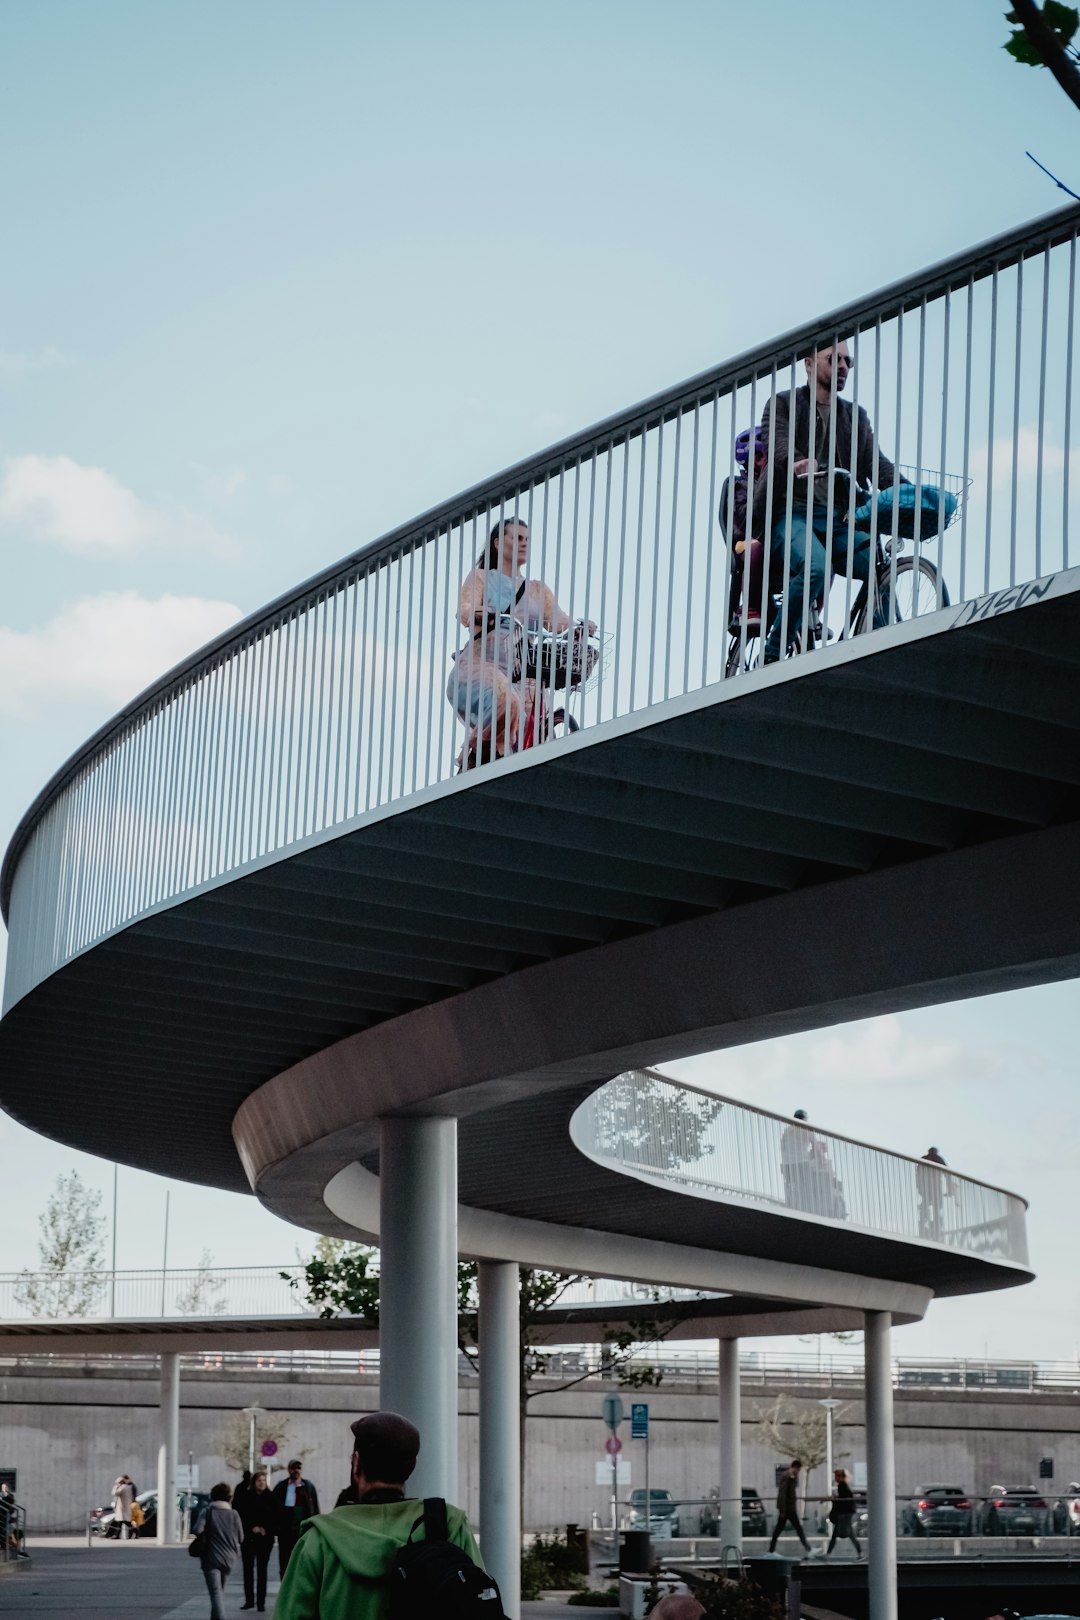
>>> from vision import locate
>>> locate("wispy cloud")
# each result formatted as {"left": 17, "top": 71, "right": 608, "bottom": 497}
{"left": 0, "top": 345, "right": 72, "bottom": 378}
{"left": 0, "top": 592, "right": 243, "bottom": 719}
{"left": 0, "top": 454, "right": 237, "bottom": 556}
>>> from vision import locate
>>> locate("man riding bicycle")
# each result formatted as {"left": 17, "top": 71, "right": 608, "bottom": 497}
{"left": 753, "top": 340, "right": 904, "bottom": 662}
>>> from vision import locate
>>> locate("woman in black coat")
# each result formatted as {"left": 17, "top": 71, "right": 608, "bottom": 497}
{"left": 235, "top": 1471, "right": 276, "bottom": 1611}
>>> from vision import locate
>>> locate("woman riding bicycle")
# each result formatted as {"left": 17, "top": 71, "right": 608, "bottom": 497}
{"left": 447, "top": 516, "right": 593, "bottom": 765}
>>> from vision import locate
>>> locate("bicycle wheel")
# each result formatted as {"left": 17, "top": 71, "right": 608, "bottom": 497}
{"left": 725, "top": 627, "right": 764, "bottom": 676}
{"left": 856, "top": 556, "right": 949, "bottom": 632}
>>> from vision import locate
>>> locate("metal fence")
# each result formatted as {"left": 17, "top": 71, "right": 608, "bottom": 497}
{"left": 3, "top": 204, "right": 1079, "bottom": 1012}
{"left": 570, "top": 1069, "right": 1029, "bottom": 1266}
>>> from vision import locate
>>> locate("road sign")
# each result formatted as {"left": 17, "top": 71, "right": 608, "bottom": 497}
{"left": 605, "top": 1435, "right": 622, "bottom": 1456}
{"left": 175, "top": 1464, "right": 199, "bottom": 1489}
{"left": 631, "top": 1402, "right": 649, "bottom": 1439}
{"left": 601, "top": 1395, "right": 624, "bottom": 1430}
{"left": 261, "top": 1440, "right": 279, "bottom": 1458}
{"left": 596, "top": 1460, "right": 631, "bottom": 1485}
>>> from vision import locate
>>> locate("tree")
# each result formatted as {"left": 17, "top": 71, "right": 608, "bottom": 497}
{"left": 214, "top": 1409, "right": 298, "bottom": 1477}
{"left": 287, "top": 1243, "right": 694, "bottom": 1510}
{"left": 175, "top": 1249, "right": 227, "bottom": 1316}
{"left": 755, "top": 1395, "right": 849, "bottom": 1519}
{"left": 1004, "top": 3, "right": 1080, "bottom": 113}
{"left": 586, "top": 1069, "right": 724, "bottom": 1175}
{"left": 14, "top": 1170, "right": 106, "bottom": 1318}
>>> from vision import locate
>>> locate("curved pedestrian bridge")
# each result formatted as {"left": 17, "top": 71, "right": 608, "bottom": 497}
{"left": 0, "top": 204, "right": 1075, "bottom": 1267}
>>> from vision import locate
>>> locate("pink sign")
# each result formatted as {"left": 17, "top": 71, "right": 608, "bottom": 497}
{"left": 261, "top": 1440, "right": 278, "bottom": 1458}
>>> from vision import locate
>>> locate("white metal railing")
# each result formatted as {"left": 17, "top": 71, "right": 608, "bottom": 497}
{"left": 0, "top": 1264, "right": 310, "bottom": 1321}
{"left": 570, "top": 1070, "right": 1029, "bottom": 1267}
{"left": 0, "top": 1264, "right": 706, "bottom": 1324}
{"left": 3, "top": 204, "right": 1079, "bottom": 1010}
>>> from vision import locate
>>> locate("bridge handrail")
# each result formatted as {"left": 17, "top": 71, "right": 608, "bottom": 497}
{"left": 4, "top": 201, "right": 1078, "bottom": 923}
{"left": 570, "top": 1070, "right": 1029, "bottom": 1267}
{"left": 4, "top": 202, "right": 1078, "bottom": 1005}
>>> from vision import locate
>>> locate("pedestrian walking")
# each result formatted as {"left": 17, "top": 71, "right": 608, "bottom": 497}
{"left": 111, "top": 1474, "right": 135, "bottom": 1541}
{"left": 194, "top": 1482, "right": 244, "bottom": 1620}
{"left": 825, "top": 1468, "right": 862, "bottom": 1557}
{"left": 237, "top": 1470, "right": 276, "bottom": 1612}
{"left": 769, "top": 1460, "right": 811, "bottom": 1555}
{"left": 272, "top": 1458, "right": 320, "bottom": 1576}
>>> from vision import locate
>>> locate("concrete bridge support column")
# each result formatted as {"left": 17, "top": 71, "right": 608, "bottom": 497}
{"left": 379, "top": 1117, "right": 459, "bottom": 1500}
{"left": 718, "top": 1336, "right": 742, "bottom": 1558}
{"left": 864, "top": 1311, "right": 897, "bottom": 1620}
{"left": 157, "top": 1351, "right": 180, "bottom": 1545}
{"left": 479, "top": 1260, "right": 521, "bottom": 1618}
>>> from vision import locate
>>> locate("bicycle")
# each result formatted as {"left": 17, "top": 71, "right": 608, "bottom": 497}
{"left": 724, "top": 466, "right": 961, "bottom": 677}
{"left": 456, "top": 622, "right": 606, "bottom": 771}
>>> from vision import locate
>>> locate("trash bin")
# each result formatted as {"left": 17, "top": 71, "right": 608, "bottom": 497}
{"left": 743, "top": 1553, "right": 799, "bottom": 1600}
{"left": 619, "top": 1529, "right": 652, "bottom": 1572}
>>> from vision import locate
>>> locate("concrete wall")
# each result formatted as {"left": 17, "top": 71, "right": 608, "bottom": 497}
{"left": 2, "top": 1360, "right": 1079, "bottom": 1534}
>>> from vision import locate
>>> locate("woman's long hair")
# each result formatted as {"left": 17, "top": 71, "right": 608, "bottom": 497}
{"left": 478, "top": 515, "right": 526, "bottom": 567}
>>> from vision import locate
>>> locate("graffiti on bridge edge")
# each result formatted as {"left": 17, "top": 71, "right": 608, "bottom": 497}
{"left": 952, "top": 572, "right": 1059, "bottom": 628}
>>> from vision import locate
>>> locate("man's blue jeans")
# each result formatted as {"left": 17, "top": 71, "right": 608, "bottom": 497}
{"left": 763, "top": 507, "right": 883, "bottom": 660}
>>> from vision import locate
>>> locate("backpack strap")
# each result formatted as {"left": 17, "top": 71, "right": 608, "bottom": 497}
{"left": 422, "top": 1497, "right": 449, "bottom": 1542}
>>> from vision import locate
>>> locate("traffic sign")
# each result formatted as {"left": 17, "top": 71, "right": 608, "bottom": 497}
{"left": 261, "top": 1440, "right": 278, "bottom": 1458}
{"left": 605, "top": 1435, "right": 622, "bottom": 1456}
{"left": 601, "top": 1395, "right": 624, "bottom": 1430}
{"left": 631, "top": 1402, "right": 649, "bottom": 1439}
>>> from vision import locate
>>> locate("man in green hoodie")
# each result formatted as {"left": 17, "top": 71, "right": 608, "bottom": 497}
{"left": 275, "top": 1411, "right": 481, "bottom": 1620}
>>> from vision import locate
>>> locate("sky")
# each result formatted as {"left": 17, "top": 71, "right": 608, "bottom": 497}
{"left": 0, "top": 0, "right": 1078, "bottom": 1361}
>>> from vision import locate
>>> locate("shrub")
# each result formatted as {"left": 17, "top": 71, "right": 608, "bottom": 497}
{"left": 567, "top": 1586, "right": 620, "bottom": 1607}
{"left": 520, "top": 1530, "right": 590, "bottom": 1598}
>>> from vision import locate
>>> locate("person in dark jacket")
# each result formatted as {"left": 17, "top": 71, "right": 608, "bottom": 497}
{"left": 753, "top": 341, "right": 902, "bottom": 662}
{"left": 769, "top": 1459, "right": 811, "bottom": 1554}
{"left": 195, "top": 1482, "right": 244, "bottom": 1620}
{"left": 236, "top": 1470, "right": 276, "bottom": 1611}
{"left": 826, "top": 1467, "right": 862, "bottom": 1557}
{"left": 272, "top": 1459, "right": 320, "bottom": 1576}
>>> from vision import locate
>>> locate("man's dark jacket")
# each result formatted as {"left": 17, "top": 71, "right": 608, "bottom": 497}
{"left": 776, "top": 1472, "right": 800, "bottom": 1517}
{"left": 272, "top": 1477, "right": 320, "bottom": 1530}
{"left": 752, "top": 384, "right": 899, "bottom": 528}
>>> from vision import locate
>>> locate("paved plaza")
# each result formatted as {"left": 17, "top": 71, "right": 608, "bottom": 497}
{"left": 0, "top": 1541, "right": 588, "bottom": 1618}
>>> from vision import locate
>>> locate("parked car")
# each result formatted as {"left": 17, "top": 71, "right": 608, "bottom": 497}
{"left": 977, "top": 1486, "right": 1051, "bottom": 1535}
{"left": 698, "top": 1487, "right": 768, "bottom": 1538}
{"left": 900, "top": 1483, "right": 974, "bottom": 1536}
{"left": 99, "top": 1489, "right": 208, "bottom": 1539}
{"left": 88, "top": 1501, "right": 113, "bottom": 1535}
{"left": 627, "top": 1488, "right": 680, "bottom": 1537}
{"left": 1054, "top": 1482, "right": 1080, "bottom": 1535}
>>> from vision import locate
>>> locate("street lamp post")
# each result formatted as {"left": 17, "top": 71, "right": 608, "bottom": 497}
{"left": 819, "top": 1398, "right": 840, "bottom": 1496}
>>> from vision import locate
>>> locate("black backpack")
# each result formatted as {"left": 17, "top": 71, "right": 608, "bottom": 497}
{"left": 387, "top": 1498, "right": 505, "bottom": 1618}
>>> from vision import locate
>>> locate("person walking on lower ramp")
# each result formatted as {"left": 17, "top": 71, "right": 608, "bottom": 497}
{"left": 769, "top": 1460, "right": 812, "bottom": 1555}
{"left": 275, "top": 1410, "right": 502, "bottom": 1619}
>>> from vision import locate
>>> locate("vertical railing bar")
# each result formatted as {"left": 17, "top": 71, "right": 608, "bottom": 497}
{"left": 1064, "top": 232, "right": 1076, "bottom": 570}
{"left": 842, "top": 327, "right": 861, "bottom": 631}
{"left": 446, "top": 521, "right": 466, "bottom": 777}
{"left": 701, "top": 393, "right": 720, "bottom": 686}
{"left": 682, "top": 402, "right": 700, "bottom": 697}
{"left": 128, "top": 707, "right": 153, "bottom": 916}
{"left": 438, "top": 525, "right": 455, "bottom": 778}
{"left": 469, "top": 508, "right": 491, "bottom": 776}
{"left": 314, "top": 588, "right": 334, "bottom": 833}
{"left": 936, "top": 292, "right": 951, "bottom": 607}
{"left": 596, "top": 446, "right": 614, "bottom": 723}
{"left": 342, "top": 577, "right": 361, "bottom": 819}
{"left": 332, "top": 583, "right": 350, "bottom": 825}
{"left": 886, "top": 312, "right": 905, "bottom": 635}
{"left": 414, "top": 537, "right": 432, "bottom": 793}
{"left": 385, "top": 554, "right": 405, "bottom": 800}
{"left": 197, "top": 659, "right": 222, "bottom": 885}
{"left": 182, "top": 669, "right": 209, "bottom": 885}
{"left": 364, "top": 565, "right": 382, "bottom": 808}
{"left": 398, "top": 543, "right": 416, "bottom": 797}
{"left": 291, "top": 604, "right": 311, "bottom": 842}
{"left": 613, "top": 436, "right": 631, "bottom": 714}
{"left": 629, "top": 429, "right": 646, "bottom": 713}
{"left": 912, "top": 299, "right": 927, "bottom": 608}
{"left": 1009, "top": 256, "right": 1024, "bottom": 587}
{"left": 542, "top": 471, "right": 564, "bottom": 752}
{"left": 758, "top": 367, "right": 779, "bottom": 652}
{"left": 239, "top": 633, "right": 261, "bottom": 864}
{"left": 777, "top": 363, "right": 798, "bottom": 657}
{"left": 960, "top": 277, "right": 974, "bottom": 601}
{"left": 219, "top": 648, "right": 241, "bottom": 874}
{"left": 647, "top": 417, "right": 664, "bottom": 705}
{"left": 864, "top": 319, "right": 884, "bottom": 631}
{"left": 984, "top": 265, "right": 1000, "bottom": 594}
{"left": 821, "top": 333, "right": 840, "bottom": 649}
{"left": 663, "top": 409, "right": 681, "bottom": 701}
{"left": 281, "top": 613, "right": 301, "bottom": 852}
{"left": 740, "top": 375, "right": 758, "bottom": 665}
{"left": 300, "top": 598, "right": 322, "bottom": 838}
{"left": 154, "top": 696, "right": 180, "bottom": 905}
{"left": 719, "top": 389, "right": 737, "bottom": 674}
{"left": 264, "top": 616, "right": 287, "bottom": 854}
{"left": 580, "top": 448, "right": 598, "bottom": 728}
{"left": 1035, "top": 246, "right": 1050, "bottom": 579}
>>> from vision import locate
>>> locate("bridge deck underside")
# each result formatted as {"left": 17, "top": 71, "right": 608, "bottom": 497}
{"left": 0, "top": 591, "right": 1077, "bottom": 1209}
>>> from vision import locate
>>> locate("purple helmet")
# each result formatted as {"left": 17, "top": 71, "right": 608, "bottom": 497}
{"left": 735, "top": 426, "right": 767, "bottom": 466}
